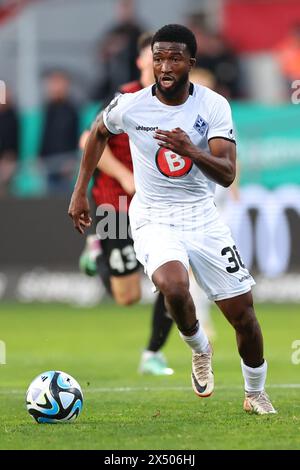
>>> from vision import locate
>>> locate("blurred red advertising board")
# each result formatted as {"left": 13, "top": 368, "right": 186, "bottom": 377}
{"left": 222, "top": 0, "right": 300, "bottom": 52}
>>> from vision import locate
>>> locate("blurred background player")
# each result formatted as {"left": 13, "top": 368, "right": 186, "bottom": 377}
{"left": 91, "top": 0, "right": 145, "bottom": 102}
{"left": 39, "top": 70, "right": 79, "bottom": 195}
{"left": 186, "top": 14, "right": 240, "bottom": 99}
{"left": 79, "top": 33, "right": 174, "bottom": 376}
{"left": 0, "top": 87, "right": 19, "bottom": 197}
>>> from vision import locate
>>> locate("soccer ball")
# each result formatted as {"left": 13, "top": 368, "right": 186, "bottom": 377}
{"left": 26, "top": 371, "right": 83, "bottom": 423}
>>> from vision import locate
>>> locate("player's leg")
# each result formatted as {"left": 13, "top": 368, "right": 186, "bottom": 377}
{"left": 110, "top": 271, "right": 141, "bottom": 306}
{"left": 95, "top": 212, "right": 175, "bottom": 370}
{"left": 152, "top": 261, "right": 213, "bottom": 397}
{"left": 217, "top": 291, "right": 263, "bottom": 367}
{"left": 216, "top": 291, "right": 276, "bottom": 414}
{"left": 78, "top": 232, "right": 140, "bottom": 303}
{"left": 146, "top": 292, "right": 173, "bottom": 353}
{"left": 101, "top": 233, "right": 141, "bottom": 305}
{"left": 79, "top": 234, "right": 101, "bottom": 277}
{"left": 130, "top": 222, "right": 213, "bottom": 396}
{"left": 188, "top": 222, "right": 276, "bottom": 413}
{"left": 96, "top": 210, "right": 141, "bottom": 304}
{"left": 153, "top": 261, "right": 195, "bottom": 332}
{"left": 108, "top": 242, "right": 175, "bottom": 370}
{"left": 100, "top": 232, "right": 175, "bottom": 372}
{"left": 82, "top": 221, "right": 174, "bottom": 371}
{"left": 139, "top": 292, "right": 174, "bottom": 375}
{"left": 189, "top": 270, "right": 215, "bottom": 340}
{"left": 79, "top": 234, "right": 112, "bottom": 293}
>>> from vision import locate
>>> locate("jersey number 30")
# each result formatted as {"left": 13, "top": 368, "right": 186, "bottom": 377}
{"left": 221, "top": 245, "right": 245, "bottom": 273}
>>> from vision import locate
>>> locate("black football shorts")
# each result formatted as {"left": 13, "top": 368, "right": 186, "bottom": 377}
{"left": 96, "top": 212, "right": 140, "bottom": 277}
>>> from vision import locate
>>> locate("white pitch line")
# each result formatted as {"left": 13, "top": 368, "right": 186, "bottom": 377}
{"left": 0, "top": 384, "right": 300, "bottom": 395}
{"left": 85, "top": 384, "right": 300, "bottom": 393}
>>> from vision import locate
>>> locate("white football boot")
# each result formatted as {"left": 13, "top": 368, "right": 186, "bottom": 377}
{"left": 191, "top": 345, "right": 214, "bottom": 398}
{"left": 243, "top": 390, "right": 277, "bottom": 415}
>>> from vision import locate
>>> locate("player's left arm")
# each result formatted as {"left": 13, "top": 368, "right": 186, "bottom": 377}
{"left": 154, "top": 128, "right": 236, "bottom": 187}
{"left": 205, "top": 137, "right": 236, "bottom": 187}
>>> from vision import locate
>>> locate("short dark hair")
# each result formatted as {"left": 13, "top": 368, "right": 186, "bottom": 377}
{"left": 137, "top": 32, "right": 153, "bottom": 53}
{"left": 151, "top": 24, "right": 197, "bottom": 58}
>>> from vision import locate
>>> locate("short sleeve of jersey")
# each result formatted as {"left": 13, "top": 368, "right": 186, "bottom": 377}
{"left": 207, "top": 95, "right": 236, "bottom": 143}
{"left": 102, "top": 93, "right": 127, "bottom": 135}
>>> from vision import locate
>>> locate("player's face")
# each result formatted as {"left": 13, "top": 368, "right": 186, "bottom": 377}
{"left": 152, "top": 42, "right": 194, "bottom": 98}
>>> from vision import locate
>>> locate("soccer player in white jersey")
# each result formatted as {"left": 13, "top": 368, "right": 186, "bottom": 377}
{"left": 68, "top": 24, "right": 276, "bottom": 415}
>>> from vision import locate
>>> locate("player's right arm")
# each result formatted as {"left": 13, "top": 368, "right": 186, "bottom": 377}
{"left": 68, "top": 114, "right": 110, "bottom": 234}
{"left": 79, "top": 129, "right": 135, "bottom": 195}
{"left": 69, "top": 93, "right": 127, "bottom": 233}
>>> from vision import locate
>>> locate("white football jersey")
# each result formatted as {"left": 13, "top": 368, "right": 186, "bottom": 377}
{"left": 103, "top": 83, "right": 235, "bottom": 231}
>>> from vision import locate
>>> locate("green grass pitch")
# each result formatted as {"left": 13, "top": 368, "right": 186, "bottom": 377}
{"left": 0, "top": 301, "right": 299, "bottom": 450}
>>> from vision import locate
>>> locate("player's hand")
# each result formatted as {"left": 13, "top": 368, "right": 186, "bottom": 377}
{"left": 154, "top": 128, "right": 194, "bottom": 155}
{"left": 68, "top": 191, "right": 92, "bottom": 234}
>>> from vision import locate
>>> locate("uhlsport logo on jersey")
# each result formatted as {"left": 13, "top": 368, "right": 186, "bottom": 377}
{"left": 156, "top": 148, "right": 193, "bottom": 178}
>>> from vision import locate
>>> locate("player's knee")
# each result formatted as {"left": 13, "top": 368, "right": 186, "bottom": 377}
{"left": 231, "top": 306, "right": 258, "bottom": 334}
{"left": 159, "top": 279, "right": 189, "bottom": 306}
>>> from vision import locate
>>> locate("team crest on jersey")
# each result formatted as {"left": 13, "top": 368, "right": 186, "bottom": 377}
{"left": 155, "top": 148, "right": 193, "bottom": 178}
{"left": 193, "top": 115, "right": 208, "bottom": 136}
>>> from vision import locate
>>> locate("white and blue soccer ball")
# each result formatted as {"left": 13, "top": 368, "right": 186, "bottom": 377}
{"left": 26, "top": 371, "right": 83, "bottom": 423}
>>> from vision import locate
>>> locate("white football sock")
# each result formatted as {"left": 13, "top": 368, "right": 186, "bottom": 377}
{"left": 141, "top": 350, "right": 155, "bottom": 361}
{"left": 180, "top": 325, "right": 209, "bottom": 354}
{"left": 241, "top": 359, "right": 267, "bottom": 392}
{"left": 189, "top": 273, "right": 215, "bottom": 338}
{"left": 87, "top": 235, "right": 101, "bottom": 260}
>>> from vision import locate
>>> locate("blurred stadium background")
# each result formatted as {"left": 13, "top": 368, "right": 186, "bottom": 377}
{"left": 1, "top": 0, "right": 300, "bottom": 304}
{"left": 1, "top": 0, "right": 300, "bottom": 450}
